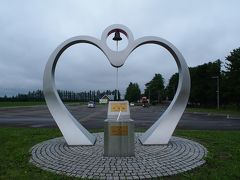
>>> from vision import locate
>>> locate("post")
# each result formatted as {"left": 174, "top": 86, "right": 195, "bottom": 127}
{"left": 116, "top": 41, "right": 119, "bottom": 101}
{"left": 116, "top": 68, "right": 119, "bottom": 100}
{"left": 217, "top": 77, "right": 220, "bottom": 109}
{"left": 212, "top": 76, "right": 220, "bottom": 109}
{"left": 148, "top": 89, "right": 150, "bottom": 104}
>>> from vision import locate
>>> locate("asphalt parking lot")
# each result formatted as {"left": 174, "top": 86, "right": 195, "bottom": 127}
{"left": 0, "top": 105, "right": 239, "bottom": 130}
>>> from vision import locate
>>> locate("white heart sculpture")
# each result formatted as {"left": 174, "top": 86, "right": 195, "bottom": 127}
{"left": 43, "top": 24, "right": 190, "bottom": 145}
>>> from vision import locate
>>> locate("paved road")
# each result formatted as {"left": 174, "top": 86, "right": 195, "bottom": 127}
{"left": 0, "top": 105, "right": 239, "bottom": 130}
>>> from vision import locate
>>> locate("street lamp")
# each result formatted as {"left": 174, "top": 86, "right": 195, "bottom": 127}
{"left": 212, "top": 76, "right": 220, "bottom": 109}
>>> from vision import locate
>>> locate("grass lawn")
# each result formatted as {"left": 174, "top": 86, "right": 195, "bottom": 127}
{"left": 0, "top": 127, "right": 239, "bottom": 179}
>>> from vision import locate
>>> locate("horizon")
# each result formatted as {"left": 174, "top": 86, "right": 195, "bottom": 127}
{"left": 0, "top": 57, "right": 230, "bottom": 97}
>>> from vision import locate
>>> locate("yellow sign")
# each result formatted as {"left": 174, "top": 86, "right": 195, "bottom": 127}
{"left": 111, "top": 126, "right": 128, "bottom": 136}
{"left": 111, "top": 103, "right": 128, "bottom": 112}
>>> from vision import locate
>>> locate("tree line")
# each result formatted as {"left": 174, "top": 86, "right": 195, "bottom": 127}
{"left": 0, "top": 89, "right": 120, "bottom": 102}
{"left": 125, "top": 47, "right": 240, "bottom": 108}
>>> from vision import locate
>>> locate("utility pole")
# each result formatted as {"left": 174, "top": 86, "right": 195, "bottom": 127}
{"left": 212, "top": 76, "right": 220, "bottom": 109}
{"left": 148, "top": 89, "right": 151, "bottom": 104}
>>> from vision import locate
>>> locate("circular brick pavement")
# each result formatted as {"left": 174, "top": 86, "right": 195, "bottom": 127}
{"left": 30, "top": 133, "right": 207, "bottom": 179}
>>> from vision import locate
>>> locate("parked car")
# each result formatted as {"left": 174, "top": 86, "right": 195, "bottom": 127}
{"left": 130, "top": 102, "right": 135, "bottom": 106}
{"left": 87, "top": 101, "right": 96, "bottom": 108}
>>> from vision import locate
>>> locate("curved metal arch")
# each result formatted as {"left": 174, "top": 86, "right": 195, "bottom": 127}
{"left": 43, "top": 24, "right": 190, "bottom": 145}
{"left": 43, "top": 36, "right": 109, "bottom": 145}
{"left": 129, "top": 37, "right": 191, "bottom": 144}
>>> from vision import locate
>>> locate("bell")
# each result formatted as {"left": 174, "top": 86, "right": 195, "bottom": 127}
{"left": 113, "top": 30, "right": 122, "bottom": 41}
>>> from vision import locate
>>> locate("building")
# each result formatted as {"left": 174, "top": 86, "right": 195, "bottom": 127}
{"left": 99, "top": 95, "right": 114, "bottom": 104}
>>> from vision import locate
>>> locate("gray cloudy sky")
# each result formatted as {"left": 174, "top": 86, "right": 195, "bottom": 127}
{"left": 0, "top": 0, "right": 240, "bottom": 96}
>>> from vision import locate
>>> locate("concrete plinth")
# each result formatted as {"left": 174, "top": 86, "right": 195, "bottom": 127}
{"left": 104, "top": 119, "right": 134, "bottom": 157}
{"left": 103, "top": 101, "right": 135, "bottom": 157}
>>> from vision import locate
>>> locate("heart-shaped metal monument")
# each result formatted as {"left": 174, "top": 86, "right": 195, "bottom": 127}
{"left": 43, "top": 24, "right": 190, "bottom": 145}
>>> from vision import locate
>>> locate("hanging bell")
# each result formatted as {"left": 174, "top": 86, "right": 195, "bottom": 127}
{"left": 113, "top": 30, "right": 122, "bottom": 41}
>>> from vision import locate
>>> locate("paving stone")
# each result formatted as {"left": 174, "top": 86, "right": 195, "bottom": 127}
{"left": 30, "top": 133, "right": 207, "bottom": 179}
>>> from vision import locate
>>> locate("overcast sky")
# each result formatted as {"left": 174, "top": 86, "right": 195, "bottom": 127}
{"left": 0, "top": 0, "right": 239, "bottom": 96}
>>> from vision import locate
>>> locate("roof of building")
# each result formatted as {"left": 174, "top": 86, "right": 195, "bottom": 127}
{"left": 100, "top": 94, "right": 114, "bottom": 100}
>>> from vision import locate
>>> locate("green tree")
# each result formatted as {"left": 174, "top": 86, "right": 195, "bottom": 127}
{"left": 166, "top": 73, "right": 178, "bottom": 100}
{"left": 223, "top": 48, "right": 240, "bottom": 107}
{"left": 144, "top": 74, "right": 165, "bottom": 103}
{"left": 125, "top": 82, "right": 141, "bottom": 102}
{"left": 165, "top": 60, "right": 222, "bottom": 107}
{"left": 189, "top": 60, "right": 221, "bottom": 107}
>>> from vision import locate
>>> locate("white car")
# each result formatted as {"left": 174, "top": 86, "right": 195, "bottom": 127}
{"left": 87, "top": 101, "right": 96, "bottom": 108}
{"left": 130, "top": 102, "right": 135, "bottom": 106}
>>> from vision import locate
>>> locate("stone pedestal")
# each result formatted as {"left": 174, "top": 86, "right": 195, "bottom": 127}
{"left": 104, "top": 101, "right": 135, "bottom": 157}
{"left": 104, "top": 119, "right": 134, "bottom": 157}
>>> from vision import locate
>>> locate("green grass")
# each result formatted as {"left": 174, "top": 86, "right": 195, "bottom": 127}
{"left": 186, "top": 107, "right": 240, "bottom": 116}
{"left": 173, "top": 130, "right": 240, "bottom": 179}
{"left": 0, "top": 127, "right": 239, "bottom": 179}
{"left": 0, "top": 101, "right": 46, "bottom": 107}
